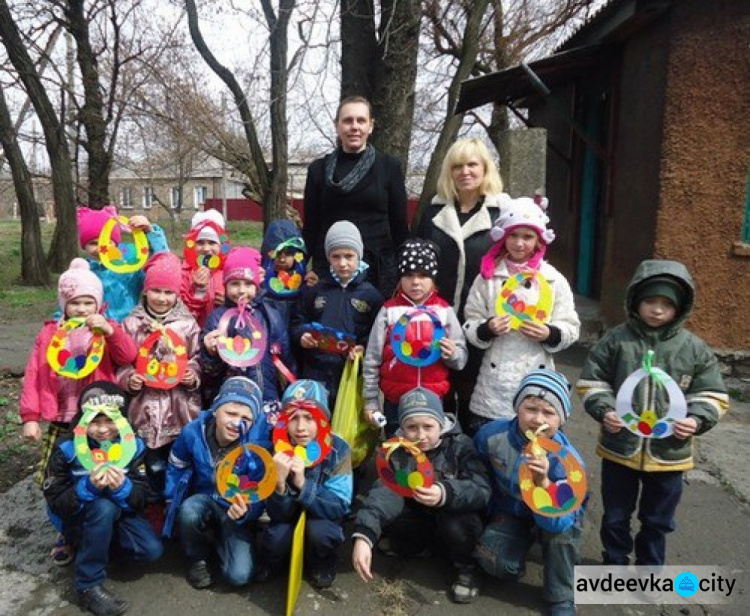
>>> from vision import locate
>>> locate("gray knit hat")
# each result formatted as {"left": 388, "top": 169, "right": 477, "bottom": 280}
{"left": 324, "top": 220, "right": 363, "bottom": 259}
{"left": 513, "top": 369, "right": 572, "bottom": 423}
{"left": 398, "top": 387, "right": 446, "bottom": 427}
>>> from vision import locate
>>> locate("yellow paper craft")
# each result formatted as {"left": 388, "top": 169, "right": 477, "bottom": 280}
{"left": 286, "top": 511, "right": 307, "bottom": 616}
{"left": 495, "top": 271, "right": 553, "bottom": 330}
{"left": 98, "top": 216, "right": 149, "bottom": 273}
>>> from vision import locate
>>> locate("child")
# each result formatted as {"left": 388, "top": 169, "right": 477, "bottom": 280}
{"left": 260, "top": 218, "right": 308, "bottom": 328}
{"left": 180, "top": 209, "right": 229, "bottom": 328}
{"left": 463, "top": 196, "right": 580, "bottom": 435}
{"left": 576, "top": 259, "right": 728, "bottom": 568}
{"left": 43, "top": 381, "right": 163, "bottom": 616}
{"left": 474, "top": 369, "right": 586, "bottom": 616}
{"left": 200, "top": 247, "right": 295, "bottom": 405}
{"left": 291, "top": 220, "right": 383, "bottom": 407}
{"left": 77, "top": 205, "right": 169, "bottom": 322}
{"left": 363, "top": 238, "right": 468, "bottom": 436}
{"left": 258, "top": 379, "right": 352, "bottom": 589}
{"left": 165, "top": 377, "right": 267, "bottom": 589}
{"left": 351, "top": 387, "right": 490, "bottom": 604}
{"left": 118, "top": 252, "right": 202, "bottom": 520}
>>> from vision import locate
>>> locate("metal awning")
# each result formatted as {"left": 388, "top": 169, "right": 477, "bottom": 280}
{"left": 456, "top": 44, "right": 612, "bottom": 113}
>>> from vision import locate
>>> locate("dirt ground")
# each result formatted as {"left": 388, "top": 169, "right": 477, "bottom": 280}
{"left": 0, "top": 374, "right": 39, "bottom": 493}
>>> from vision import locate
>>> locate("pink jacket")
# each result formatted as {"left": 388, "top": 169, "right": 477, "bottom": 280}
{"left": 117, "top": 301, "right": 202, "bottom": 449}
{"left": 20, "top": 320, "right": 137, "bottom": 424}
{"left": 180, "top": 262, "right": 224, "bottom": 329}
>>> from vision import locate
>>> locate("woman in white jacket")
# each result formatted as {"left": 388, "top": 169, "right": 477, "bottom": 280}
{"left": 463, "top": 196, "right": 579, "bottom": 435}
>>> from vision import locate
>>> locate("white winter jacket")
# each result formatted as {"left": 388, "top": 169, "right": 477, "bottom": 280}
{"left": 463, "top": 260, "right": 580, "bottom": 419}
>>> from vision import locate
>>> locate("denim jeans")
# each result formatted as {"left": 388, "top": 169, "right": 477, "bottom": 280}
{"left": 600, "top": 459, "right": 683, "bottom": 566}
{"left": 72, "top": 498, "right": 163, "bottom": 592}
{"left": 262, "top": 517, "right": 343, "bottom": 573}
{"left": 178, "top": 493, "right": 256, "bottom": 586}
{"left": 475, "top": 514, "right": 582, "bottom": 603}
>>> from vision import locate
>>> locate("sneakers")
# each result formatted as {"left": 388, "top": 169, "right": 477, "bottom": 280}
{"left": 450, "top": 569, "right": 480, "bottom": 604}
{"left": 78, "top": 585, "right": 128, "bottom": 616}
{"left": 187, "top": 560, "right": 215, "bottom": 589}
{"left": 309, "top": 567, "right": 336, "bottom": 589}
{"left": 51, "top": 534, "right": 75, "bottom": 566}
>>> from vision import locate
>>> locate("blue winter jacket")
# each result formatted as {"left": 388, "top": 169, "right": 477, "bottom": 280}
{"left": 200, "top": 296, "right": 295, "bottom": 404}
{"left": 165, "top": 412, "right": 266, "bottom": 525}
{"left": 86, "top": 224, "right": 169, "bottom": 322}
{"left": 266, "top": 434, "right": 352, "bottom": 523}
{"left": 474, "top": 417, "right": 587, "bottom": 534}
{"left": 290, "top": 269, "right": 383, "bottom": 401}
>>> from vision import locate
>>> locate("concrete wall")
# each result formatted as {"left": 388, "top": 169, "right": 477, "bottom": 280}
{"left": 655, "top": 0, "right": 750, "bottom": 349}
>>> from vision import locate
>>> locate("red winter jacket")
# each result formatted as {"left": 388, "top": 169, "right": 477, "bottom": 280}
{"left": 20, "top": 320, "right": 137, "bottom": 424}
{"left": 363, "top": 291, "right": 468, "bottom": 405}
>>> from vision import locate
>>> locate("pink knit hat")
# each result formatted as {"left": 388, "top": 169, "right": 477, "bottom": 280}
{"left": 223, "top": 247, "right": 262, "bottom": 285}
{"left": 58, "top": 258, "right": 104, "bottom": 310}
{"left": 77, "top": 205, "right": 121, "bottom": 249}
{"left": 144, "top": 252, "right": 182, "bottom": 294}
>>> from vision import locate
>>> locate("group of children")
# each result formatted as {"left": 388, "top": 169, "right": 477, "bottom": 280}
{"left": 20, "top": 198, "right": 727, "bottom": 616}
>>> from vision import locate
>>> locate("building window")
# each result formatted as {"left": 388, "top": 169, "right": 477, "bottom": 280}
{"left": 194, "top": 186, "right": 208, "bottom": 209}
{"left": 143, "top": 186, "right": 153, "bottom": 210}
{"left": 120, "top": 187, "right": 133, "bottom": 209}
{"left": 170, "top": 186, "right": 183, "bottom": 210}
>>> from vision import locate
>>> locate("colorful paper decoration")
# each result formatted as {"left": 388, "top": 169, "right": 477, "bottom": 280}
{"left": 73, "top": 403, "right": 137, "bottom": 470}
{"left": 215, "top": 443, "right": 277, "bottom": 504}
{"left": 97, "top": 216, "right": 149, "bottom": 273}
{"left": 303, "top": 322, "right": 356, "bottom": 355}
{"left": 46, "top": 318, "right": 105, "bottom": 380}
{"left": 615, "top": 351, "right": 687, "bottom": 438}
{"left": 216, "top": 302, "right": 267, "bottom": 367}
{"left": 518, "top": 434, "right": 587, "bottom": 518}
{"left": 134, "top": 328, "right": 189, "bottom": 390}
{"left": 495, "top": 271, "right": 553, "bottom": 329}
{"left": 286, "top": 511, "right": 306, "bottom": 616}
{"left": 390, "top": 306, "right": 445, "bottom": 368}
{"left": 376, "top": 437, "right": 435, "bottom": 498}
{"left": 272, "top": 402, "right": 333, "bottom": 468}
{"left": 183, "top": 221, "right": 231, "bottom": 270}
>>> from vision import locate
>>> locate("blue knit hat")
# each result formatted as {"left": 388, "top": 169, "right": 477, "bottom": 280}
{"left": 513, "top": 369, "right": 572, "bottom": 423}
{"left": 281, "top": 379, "right": 330, "bottom": 419}
{"left": 210, "top": 377, "right": 263, "bottom": 420}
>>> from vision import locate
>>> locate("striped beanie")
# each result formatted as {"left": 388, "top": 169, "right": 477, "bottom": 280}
{"left": 513, "top": 368, "right": 572, "bottom": 423}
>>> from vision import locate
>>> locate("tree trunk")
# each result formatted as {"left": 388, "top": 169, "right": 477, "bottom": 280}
{"left": 340, "top": 0, "right": 420, "bottom": 171}
{"left": 0, "top": 0, "right": 77, "bottom": 271}
{"left": 0, "top": 83, "right": 50, "bottom": 285}
{"left": 416, "top": 0, "right": 491, "bottom": 227}
{"left": 65, "top": 0, "right": 111, "bottom": 208}
{"left": 261, "top": 0, "right": 295, "bottom": 226}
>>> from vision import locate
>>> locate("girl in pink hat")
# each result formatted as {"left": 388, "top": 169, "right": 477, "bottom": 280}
{"left": 462, "top": 196, "right": 580, "bottom": 435}
{"left": 117, "top": 252, "right": 203, "bottom": 532}
{"left": 76, "top": 206, "right": 169, "bottom": 322}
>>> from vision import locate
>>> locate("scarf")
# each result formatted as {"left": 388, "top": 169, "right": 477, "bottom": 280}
{"left": 324, "top": 144, "right": 377, "bottom": 193}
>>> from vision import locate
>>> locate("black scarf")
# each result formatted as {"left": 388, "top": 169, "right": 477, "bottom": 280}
{"left": 324, "top": 144, "right": 376, "bottom": 193}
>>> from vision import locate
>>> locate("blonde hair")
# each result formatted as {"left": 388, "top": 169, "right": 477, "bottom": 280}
{"left": 436, "top": 138, "right": 504, "bottom": 202}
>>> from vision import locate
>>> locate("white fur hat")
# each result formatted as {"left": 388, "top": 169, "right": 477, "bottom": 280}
{"left": 490, "top": 196, "right": 555, "bottom": 246}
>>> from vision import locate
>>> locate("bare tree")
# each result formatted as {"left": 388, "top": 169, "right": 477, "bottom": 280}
{"left": 185, "top": 0, "right": 295, "bottom": 225}
{"left": 0, "top": 80, "right": 50, "bottom": 284}
{"left": 0, "top": 0, "right": 77, "bottom": 271}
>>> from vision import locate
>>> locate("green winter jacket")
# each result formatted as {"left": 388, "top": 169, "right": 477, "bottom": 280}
{"left": 576, "top": 260, "right": 728, "bottom": 471}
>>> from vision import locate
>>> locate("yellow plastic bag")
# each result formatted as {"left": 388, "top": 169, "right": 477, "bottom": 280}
{"left": 331, "top": 354, "right": 379, "bottom": 468}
